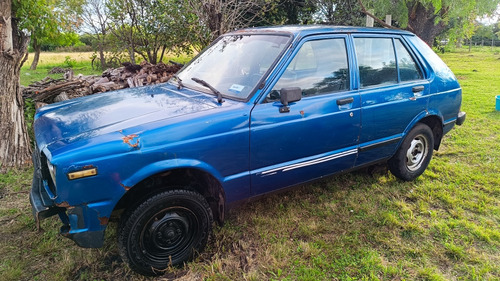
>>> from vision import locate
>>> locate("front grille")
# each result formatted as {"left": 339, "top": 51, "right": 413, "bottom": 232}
{"left": 33, "top": 147, "right": 57, "bottom": 196}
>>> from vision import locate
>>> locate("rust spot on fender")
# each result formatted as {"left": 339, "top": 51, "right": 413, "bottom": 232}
{"left": 98, "top": 217, "right": 109, "bottom": 225}
{"left": 122, "top": 134, "right": 140, "bottom": 148}
{"left": 120, "top": 183, "right": 131, "bottom": 191}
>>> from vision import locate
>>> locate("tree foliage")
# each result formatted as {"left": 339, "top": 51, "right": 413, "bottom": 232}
{"left": 312, "top": 0, "right": 364, "bottom": 26}
{"left": 107, "top": 0, "right": 193, "bottom": 64}
{"left": 360, "top": 0, "right": 499, "bottom": 45}
{"left": 14, "top": 0, "right": 83, "bottom": 69}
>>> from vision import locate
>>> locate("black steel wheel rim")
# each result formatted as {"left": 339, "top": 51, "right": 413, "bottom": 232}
{"left": 139, "top": 206, "right": 199, "bottom": 265}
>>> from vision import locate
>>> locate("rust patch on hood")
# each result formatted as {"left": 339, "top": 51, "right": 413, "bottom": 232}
{"left": 98, "top": 217, "right": 109, "bottom": 225}
{"left": 122, "top": 134, "right": 140, "bottom": 148}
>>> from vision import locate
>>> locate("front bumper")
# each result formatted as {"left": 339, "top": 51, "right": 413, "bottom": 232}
{"left": 30, "top": 170, "right": 65, "bottom": 229}
{"left": 30, "top": 150, "right": 105, "bottom": 248}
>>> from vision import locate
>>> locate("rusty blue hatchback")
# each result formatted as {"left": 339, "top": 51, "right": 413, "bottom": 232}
{"left": 30, "top": 25, "right": 465, "bottom": 275}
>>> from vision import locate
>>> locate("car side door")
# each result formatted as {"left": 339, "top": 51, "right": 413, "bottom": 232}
{"left": 352, "top": 36, "right": 429, "bottom": 167}
{"left": 249, "top": 35, "right": 360, "bottom": 196}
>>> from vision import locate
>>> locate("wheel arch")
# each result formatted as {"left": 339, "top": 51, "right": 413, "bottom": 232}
{"left": 417, "top": 115, "right": 443, "bottom": 150}
{"left": 114, "top": 161, "right": 226, "bottom": 224}
{"left": 403, "top": 111, "right": 444, "bottom": 151}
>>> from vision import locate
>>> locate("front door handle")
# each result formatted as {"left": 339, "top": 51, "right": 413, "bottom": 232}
{"left": 412, "top": 85, "right": 425, "bottom": 93}
{"left": 336, "top": 97, "right": 354, "bottom": 106}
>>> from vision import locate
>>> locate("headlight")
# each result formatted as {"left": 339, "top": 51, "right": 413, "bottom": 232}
{"left": 46, "top": 160, "right": 57, "bottom": 185}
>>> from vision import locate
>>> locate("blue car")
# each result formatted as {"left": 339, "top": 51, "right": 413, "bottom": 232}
{"left": 30, "top": 25, "right": 465, "bottom": 275}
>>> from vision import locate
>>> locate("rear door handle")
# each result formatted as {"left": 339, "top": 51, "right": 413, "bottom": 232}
{"left": 412, "top": 85, "right": 425, "bottom": 93}
{"left": 336, "top": 97, "right": 354, "bottom": 106}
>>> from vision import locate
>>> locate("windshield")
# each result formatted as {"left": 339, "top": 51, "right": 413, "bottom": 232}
{"left": 176, "top": 34, "right": 291, "bottom": 100}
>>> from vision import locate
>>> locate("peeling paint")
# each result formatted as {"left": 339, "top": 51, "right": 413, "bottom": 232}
{"left": 98, "top": 217, "right": 109, "bottom": 225}
{"left": 120, "top": 183, "right": 132, "bottom": 191}
{"left": 122, "top": 134, "right": 140, "bottom": 148}
{"left": 56, "top": 201, "right": 71, "bottom": 208}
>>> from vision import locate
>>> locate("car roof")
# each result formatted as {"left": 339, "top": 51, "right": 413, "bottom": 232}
{"left": 230, "top": 25, "right": 415, "bottom": 37}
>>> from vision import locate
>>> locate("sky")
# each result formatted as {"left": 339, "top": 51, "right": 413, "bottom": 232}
{"left": 477, "top": 5, "right": 500, "bottom": 26}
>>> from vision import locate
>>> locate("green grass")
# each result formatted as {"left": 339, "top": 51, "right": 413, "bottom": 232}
{"left": 2, "top": 47, "right": 499, "bottom": 280}
{"left": 20, "top": 52, "right": 101, "bottom": 86}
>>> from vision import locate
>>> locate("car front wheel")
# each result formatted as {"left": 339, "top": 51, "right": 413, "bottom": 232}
{"left": 118, "top": 189, "right": 213, "bottom": 276}
{"left": 388, "top": 123, "right": 434, "bottom": 181}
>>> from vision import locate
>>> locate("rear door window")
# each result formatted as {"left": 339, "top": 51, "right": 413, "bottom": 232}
{"left": 354, "top": 38, "right": 397, "bottom": 88}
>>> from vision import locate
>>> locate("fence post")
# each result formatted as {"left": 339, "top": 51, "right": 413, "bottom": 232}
{"left": 366, "top": 10, "right": 374, "bottom": 27}
{"left": 385, "top": 15, "right": 392, "bottom": 26}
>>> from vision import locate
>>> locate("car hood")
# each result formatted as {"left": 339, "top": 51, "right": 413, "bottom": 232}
{"left": 34, "top": 84, "right": 221, "bottom": 153}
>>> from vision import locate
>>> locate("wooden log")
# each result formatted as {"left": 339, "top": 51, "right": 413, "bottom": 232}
{"left": 54, "top": 92, "right": 70, "bottom": 102}
{"left": 33, "top": 80, "right": 83, "bottom": 102}
{"left": 35, "top": 102, "right": 48, "bottom": 109}
{"left": 127, "top": 77, "right": 135, "bottom": 88}
{"left": 136, "top": 78, "right": 144, "bottom": 86}
{"left": 64, "top": 69, "right": 74, "bottom": 80}
{"left": 95, "top": 77, "right": 109, "bottom": 84}
{"left": 147, "top": 74, "right": 158, "bottom": 84}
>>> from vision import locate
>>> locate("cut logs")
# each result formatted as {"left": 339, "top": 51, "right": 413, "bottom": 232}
{"left": 22, "top": 61, "right": 182, "bottom": 104}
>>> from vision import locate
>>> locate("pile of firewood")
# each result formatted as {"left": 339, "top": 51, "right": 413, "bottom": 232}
{"left": 22, "top": 61, "right": 182, "bottom": 107}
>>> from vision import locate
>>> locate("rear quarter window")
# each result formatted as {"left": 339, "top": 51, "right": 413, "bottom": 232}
{"left": 394, "top": 39, "right": 423, "bottom": 82}
{"left": 404, "top": 35, "right": 456, "bottom": 81}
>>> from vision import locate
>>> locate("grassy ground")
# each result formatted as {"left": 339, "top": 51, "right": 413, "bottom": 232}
{"left": 1, "top": 47, "right": 499, "bottom": 280}
{"left": 20, "top": 52, "right": 101, "bottom": 86}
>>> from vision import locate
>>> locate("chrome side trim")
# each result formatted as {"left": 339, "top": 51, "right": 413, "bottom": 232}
{"left": 260, "top": 148, "right": 358, "bottom": 175}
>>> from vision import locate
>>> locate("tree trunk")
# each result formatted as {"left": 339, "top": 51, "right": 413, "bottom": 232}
{"left": 128, "top": 47, "right": 135, "bottom": 64}
{"left": 98, "top": 40, "right": 106, "bottom": 70}
{"left": 406, "top": 1, "right": 447, "bottom": 46}
{"left": 30, "top": 38, "right": 41, "bottom": 70}
{"left": 0, "top": 0, "right": 32, "bottom": 169}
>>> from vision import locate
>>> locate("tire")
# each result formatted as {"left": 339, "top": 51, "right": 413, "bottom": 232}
{"left": 388, "top": 123, "right": 434, "bottom": 181}
{"left": 118, "top": 189, "right": 213, "bottom": 276}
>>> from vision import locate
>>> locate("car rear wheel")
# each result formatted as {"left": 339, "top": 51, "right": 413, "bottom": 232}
{"left": 118, "top": 189, "right": 213, "bottom": 276}
{"left": 388, "top": 123, "right": 434, "bottom": 181}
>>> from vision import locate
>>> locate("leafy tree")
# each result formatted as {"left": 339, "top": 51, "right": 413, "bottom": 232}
{"left": 312, "top": 0, "right": 364, "bottom": 26}
{"left": 258, "top": 0, "right": 316, "bottom": 26}
{"left": 359, "top": 0, "right": 499, "bottom": 46}
{"left": 107, "top": 0, "right": 192, "bottom": 64}
{"left": 16, "top": 0, "right": 82, "bottom": 70}
{"left": 15, "top": 0, "right": 59, "bottom": 69}
{"left": 82, "top": 0, "right": 110, "bottom": 69}
{"left": 182, "top": 0, "right": 273, "bottom": 50}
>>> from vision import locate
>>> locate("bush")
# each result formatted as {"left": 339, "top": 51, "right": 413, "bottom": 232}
{"left": 63, "top": 56, "right": 77, "bottom": 68}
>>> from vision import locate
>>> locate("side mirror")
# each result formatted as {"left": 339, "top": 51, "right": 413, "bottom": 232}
{"left": 279, "top": 87, "right": 302, "bottom": 113}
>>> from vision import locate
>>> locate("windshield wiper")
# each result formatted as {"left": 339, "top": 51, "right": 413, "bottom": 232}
{"left": 191, "top": 77, "right": 224, "bottom": 104}
{"left": 172, "top": 75, "right": 184, "bottom": 90}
